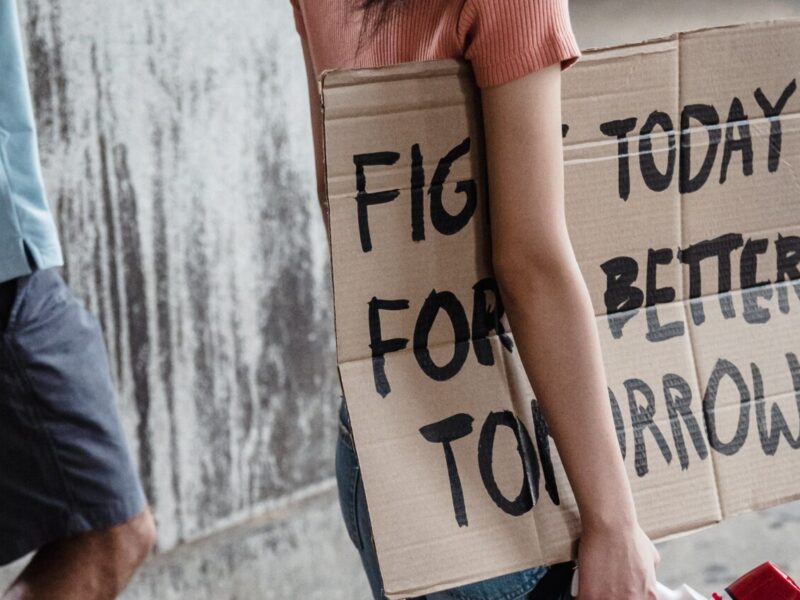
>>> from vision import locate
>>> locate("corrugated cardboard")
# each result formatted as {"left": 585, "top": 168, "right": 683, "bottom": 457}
{"left": 321, "top": 19, "right": 800, "bottom": 599}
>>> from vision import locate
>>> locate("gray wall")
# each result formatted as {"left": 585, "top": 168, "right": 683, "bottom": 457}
{"left": 2, "top": 1, "right": 799, "bottom": 598}
{"left": 3, "top": 0, "right": 368, "bottom": 597}
{"left": 21, "top": 0, "right": 338, "bottom": 541}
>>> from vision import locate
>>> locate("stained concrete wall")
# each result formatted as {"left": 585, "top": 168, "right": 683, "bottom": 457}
{"left": 18, "top": 0, "right": 339, "bottom": 546}
{"left": 1, "top": 1, "right": 800, "bottom": 598}
{"left": 2, "top": 0, "right": 368, "bottom": 597}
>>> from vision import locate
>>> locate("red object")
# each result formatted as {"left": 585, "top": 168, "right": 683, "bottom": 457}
{"left": 724, "top": 562, "right": 800, "bottom": 600}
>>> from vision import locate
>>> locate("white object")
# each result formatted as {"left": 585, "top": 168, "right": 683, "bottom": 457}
{"left": 655, "top": 582, "right": 708, "bottom": 600}
{"left": 571, "top": 567, "right": 708, "bottom": 599}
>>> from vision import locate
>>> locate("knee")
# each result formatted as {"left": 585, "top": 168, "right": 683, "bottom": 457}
{"left": 8, "top": 510, "right": 158, "bottom": 599}
{"left": 94, "top": 508, "right": 157, "bottom": 576}
{"left": 120, "top": 508, "right": 157, "bottom": 567}
{"left": 98, "top": 508, "right": 157, "bottom": 593}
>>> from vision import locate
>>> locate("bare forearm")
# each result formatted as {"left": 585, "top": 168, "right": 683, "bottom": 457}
{"left": 499, "top": 261, "right": 637, "bottom": 531}
{"left": 481, "top": 60, "right": 659, "bottom": 599}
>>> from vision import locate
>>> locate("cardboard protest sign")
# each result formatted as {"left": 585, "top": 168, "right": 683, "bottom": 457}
{"left": 321, "top": 19, "right": 800, "bottom": 599}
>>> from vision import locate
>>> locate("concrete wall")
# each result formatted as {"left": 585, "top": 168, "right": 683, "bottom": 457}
{"left": 2, "top": 1, "right": 799, "bottom": 598}
{"left": 2, "top": 0, "right": 369, "bottom": 597}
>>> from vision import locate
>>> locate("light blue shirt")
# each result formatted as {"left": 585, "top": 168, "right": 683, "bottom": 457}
{"left": 0, "top": 0, "right": 63, "bottom": 284}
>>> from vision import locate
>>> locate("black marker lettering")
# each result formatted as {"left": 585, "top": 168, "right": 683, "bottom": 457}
{"left": 646, "top": 248, "right": 683, "bottom": 342}
{"left": 609, "top": 388, "right": 627, "bottom": 459}
{"left": 601, "top": 255, "right": 643, "bottom": 338}
{"left": 411, "top": 143, "right": 426, "bottom": 241}
{"left": 776, "top": 234, "right": 800, "bottom": 314}
{"left": 600, "top": 117, "right": 638, "bottom": 201}
{"left": 478, "top": 411, "right": 538, "bottom": 515}
{"left": 754, "top": 355, "right": 800, "bottom": 455}
{"left": 639, "top": 110, "right": 676, "bottom": 193}
{"left": 663, "top": 373, "right": 708, "bottom": 470}
{"left": 368, "top": 298, "right": 410, "bottom": 397}
{"left": 413, "top": 290, "right": 470, "bottom": 381}
{"left": 429, "top": 138, "right": 477, "bottom": 236}
{"left": 530, "top": 398, "right": 559, "bottom": 505}
{"left": 420, "top": 413, "right": 475, "bottom": 527}
{"left": 680, "top": 104, "right": 721, "bottom": 194}
{"left": 754, "top": 79, "right": 797, "bottom": 172}
{"left": 354, "top": 152, "right": 400, "bottom": 252}
{"left": 703, "top": 358, "right": 751, "bottom": 455}
{"left": 471, "top": 278, "right": 514, "bottom": 366}
{"left": 741, "top": 238, "right": 772, "bottom": 324}
{"left": 719, "top": 97, "right": 754, "bottom": 184}
{"left": 626, "top": 378, "right": 673, "bottom": 477}
{"left": 678, "top": 233, "right": 744, "bottom": 325}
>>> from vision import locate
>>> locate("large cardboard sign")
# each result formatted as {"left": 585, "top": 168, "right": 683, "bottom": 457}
{"left": 321, "top": 20, "right": 800, "bottom": 599}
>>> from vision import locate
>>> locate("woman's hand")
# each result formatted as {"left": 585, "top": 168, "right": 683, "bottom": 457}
{"left": 576, "top": 522, "right": 660, "bottom": 600}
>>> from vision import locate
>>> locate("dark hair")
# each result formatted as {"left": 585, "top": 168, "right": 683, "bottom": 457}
{"left": 357, "top": 0, "right": 408, "bottom": 31}
{"left": 358, "top": 0, "right": 405, "bottom": 11}
{"left": 354, "top": 0, "right": 408, "bottom": 52}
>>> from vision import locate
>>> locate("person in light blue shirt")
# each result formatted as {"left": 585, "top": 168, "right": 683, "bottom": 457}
{"left": 0, "top": 0, "right": 62, "bottom": 281}
{"left": 0, "top": 2, "right": 156, "bottom": 598}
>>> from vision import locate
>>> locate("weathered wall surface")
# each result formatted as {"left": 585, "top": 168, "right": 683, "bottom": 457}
{"left": 18, "top": 0, "right": 339, "bottom": 549}
{"left": 2, "top": 0, "right": 370, "bottom": 597}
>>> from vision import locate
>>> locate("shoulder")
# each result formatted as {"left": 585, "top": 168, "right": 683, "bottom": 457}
{"left": 456, "top": 0, "right": 582, "bottom": 88}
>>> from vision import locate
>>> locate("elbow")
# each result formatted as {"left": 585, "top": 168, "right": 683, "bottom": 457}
{"left": 491, "top": 250, "right": 534, "bottom": 310}
{"left": 491, "top": 242, "right": 577, "bottom": 310}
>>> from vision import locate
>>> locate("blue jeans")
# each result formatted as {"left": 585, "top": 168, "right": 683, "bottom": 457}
{"left": 335, "top": 398, "right": 573, "bottom": 600}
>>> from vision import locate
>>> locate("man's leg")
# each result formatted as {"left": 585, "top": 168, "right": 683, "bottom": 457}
{"left": 0, "top": 269, "right": 154, "bottom": 599}
{"left": 3, "top": 509, "right": 156, "bottom": 600}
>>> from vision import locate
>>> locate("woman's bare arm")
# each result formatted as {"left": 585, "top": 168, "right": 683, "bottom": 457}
{"left": 480, "top": 62, "right": 659, "bottom": 600}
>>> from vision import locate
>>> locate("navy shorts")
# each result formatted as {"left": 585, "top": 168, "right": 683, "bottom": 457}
{"left": 0, "top": 268, "right": 147, "bottom": 566}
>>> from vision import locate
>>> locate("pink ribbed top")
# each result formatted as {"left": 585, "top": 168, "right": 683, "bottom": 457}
{"left": 290, "top": 0, "right": 582, "bottom": 88}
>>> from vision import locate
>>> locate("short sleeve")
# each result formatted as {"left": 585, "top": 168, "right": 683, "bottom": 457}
{"left": 458, "top": 0, "right": 582, "bottom": 88}
{"left": 290, "top": 0, "right": 306, "bottom": 38}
